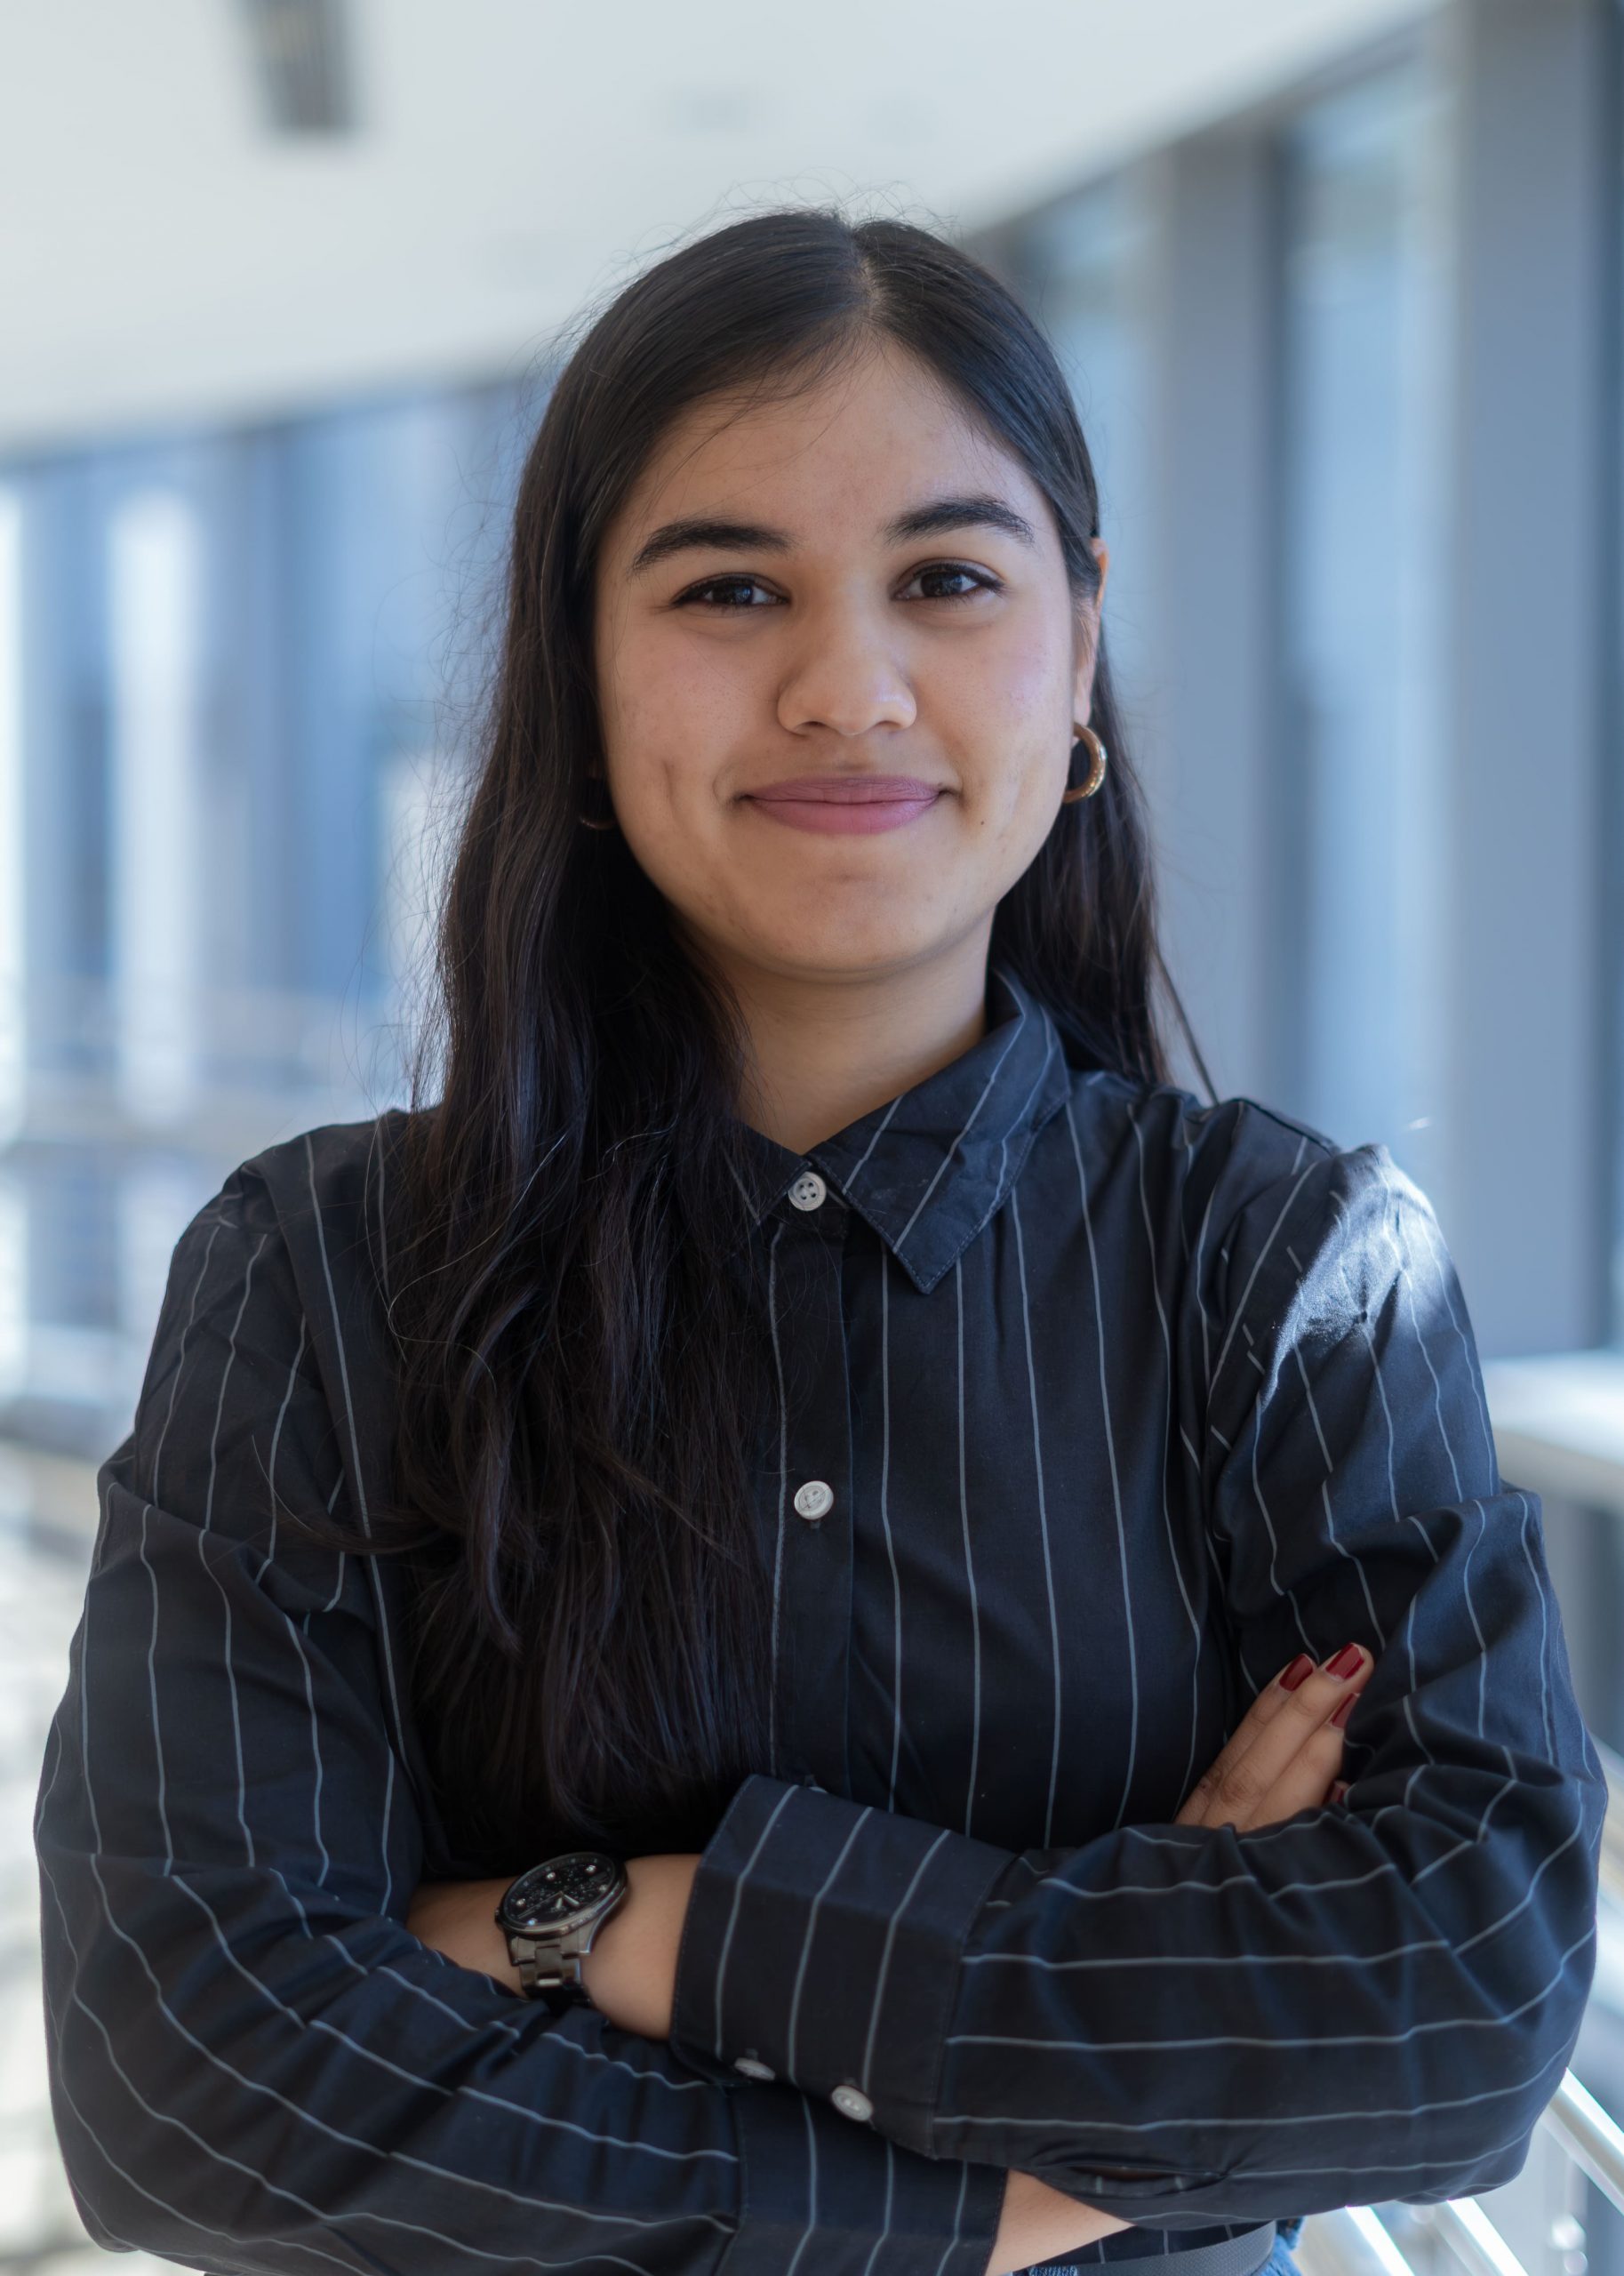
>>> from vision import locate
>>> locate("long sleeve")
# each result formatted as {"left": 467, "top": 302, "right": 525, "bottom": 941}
{"left": 668, "top": 1140, "right": 1607, "bottom": 2230}
{"left": 33, "top": 1158, "right": 1007, "bottom": 2276}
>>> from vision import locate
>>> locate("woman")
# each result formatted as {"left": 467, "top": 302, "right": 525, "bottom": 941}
{"left": 36, "top": 210, "right": 1604, "bottom": 2276}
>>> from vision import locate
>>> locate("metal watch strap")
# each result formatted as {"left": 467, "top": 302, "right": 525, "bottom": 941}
{"left": 510, "top": 1935, "right": 593, "bottom": 2008}
{"left": 504, "top": 1883, "right": 626, "bottom": 2008}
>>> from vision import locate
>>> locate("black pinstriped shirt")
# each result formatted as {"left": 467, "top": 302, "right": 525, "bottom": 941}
{"left": 34, "top": 960, "right": 1604, "bottom": 2276}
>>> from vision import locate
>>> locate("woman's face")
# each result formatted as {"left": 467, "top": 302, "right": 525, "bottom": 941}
{"left": 591, "top": 338, "right": 1108, "bottom": 990}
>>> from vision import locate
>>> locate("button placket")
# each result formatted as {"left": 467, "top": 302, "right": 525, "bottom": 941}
{"left": 764, "top": 1175, "right": 854, "bottom": 1795}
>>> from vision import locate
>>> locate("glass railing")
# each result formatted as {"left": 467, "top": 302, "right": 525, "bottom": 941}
{"left": 0, "top": 975, "right": 416, "bottom": 1457}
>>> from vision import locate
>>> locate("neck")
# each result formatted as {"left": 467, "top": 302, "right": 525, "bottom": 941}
{"left": 693, "top": 926, "right": 996, "bottom": 1158}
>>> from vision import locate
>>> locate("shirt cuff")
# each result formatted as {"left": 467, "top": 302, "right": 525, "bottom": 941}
{"left": 671, "top": 1773, "right": 1012, "bottom": 2159}
{"left": 722, "top": 2080, "right": 1007, "bottom": 2276}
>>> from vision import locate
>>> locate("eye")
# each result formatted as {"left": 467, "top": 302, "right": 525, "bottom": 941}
{"left": 902, "top": 561, "right": 1004, "bottom": 603}
{"left": 673, "top": 573, "right": 781, "bottom": 610}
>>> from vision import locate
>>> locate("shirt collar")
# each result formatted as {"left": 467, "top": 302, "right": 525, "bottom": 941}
{"left": 732, "top": 959, "right": 1076, "bottom": 1295}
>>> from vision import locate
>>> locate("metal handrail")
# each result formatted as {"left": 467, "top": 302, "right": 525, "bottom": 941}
{"left": 1537, "top": 2070, "right": 1624, "bottom": 2220}
{"left": 1300, "top": 2067, "right": 1624, "bottom": 2276}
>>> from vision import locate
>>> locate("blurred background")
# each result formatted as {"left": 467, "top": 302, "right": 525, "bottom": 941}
{"left": 4, "top": 0, "right": 1624, "bottom": 2271}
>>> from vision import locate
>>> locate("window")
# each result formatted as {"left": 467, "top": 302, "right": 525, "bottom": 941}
{"left": 1006, "top": 175, "right": 1156, "bottom": 723}
{"left": 1273, "top": 61, "right": 1445, "bottom": 1196}
{"left": 0, "top": 377, "right": 532, "bottom": 1448}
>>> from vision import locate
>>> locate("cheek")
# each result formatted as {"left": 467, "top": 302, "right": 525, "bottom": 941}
{"left": 1000, "top": 620, "right": 1076, "bottom": 722}
{"left": 601, "top": 620, "right": 760, "bottom": 767}
{"left": 597, "top": 636, "right": 757, "bottom": 886}
{"left": 932, "top": 605, "right": 1072, "bottom": 734}
{"left": 940, "top": 631, "right": 1073, "bottom": 822}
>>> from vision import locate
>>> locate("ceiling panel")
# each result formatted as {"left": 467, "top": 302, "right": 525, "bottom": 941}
{"left": 0, "top": 0, "right": 1428, "bottom": 448}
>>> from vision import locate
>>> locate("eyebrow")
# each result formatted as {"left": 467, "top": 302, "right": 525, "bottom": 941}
{"left": 625, "top": 492, "right": 1039, "bottom": 575}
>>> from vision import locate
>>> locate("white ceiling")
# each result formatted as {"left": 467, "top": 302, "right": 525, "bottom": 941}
{"left": 0, "top": 0, "right": 1428, "bottom": 453}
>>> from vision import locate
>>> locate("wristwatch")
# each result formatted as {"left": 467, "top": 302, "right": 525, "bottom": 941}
{"left": 495, "top": 1850, "right": 629, "bottom": 2014}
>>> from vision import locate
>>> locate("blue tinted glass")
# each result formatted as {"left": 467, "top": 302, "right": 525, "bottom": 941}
{"left": 0, "top": 373, "right": 534, "bottom": 1448}
{"left": 1276, "top": 63, "right": 1442, "bottom": 1188}
{"left": 1013, "top": 175, "right": 1154, "bottom": 717}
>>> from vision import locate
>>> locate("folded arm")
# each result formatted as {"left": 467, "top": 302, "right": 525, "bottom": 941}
{"left": 668, "top": 1146, "right": 1607, "bottom": 2231}
{"left": 33, "top": 1166, "right": 1010, "bottom": 2276}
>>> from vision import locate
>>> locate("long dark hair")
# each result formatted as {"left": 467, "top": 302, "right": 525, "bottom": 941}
{"left": 311, "top": 207, "right": 1210, "bottom": 1865}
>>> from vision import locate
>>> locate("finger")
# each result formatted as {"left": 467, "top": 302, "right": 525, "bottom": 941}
{"left": 1220, "top": 1651, "right": 1320, "bottom": 1762}
{"left": 1175, "top": 1646, "right": 1372, "bottom": 1827}
{"left": 1197, "top": 1731, "right": 1349, "bottom": 1831}
{"left": 1252, "top": 1712, "right": 1360, "bottom": 1827}
{"left": 1228, "top": 1643, "right": 1371, "bottom": 1779}
{"left": 1224, "top": 1639, "right": 1371, "bottom": 1770}
{"left": 1183, "top": 1654, "right": 1322, "bottom": 1813}
{"left": 1180, "top": 1704, "right": 1356, "bottom": 1832}
{"left": 1207, "top": 1646, "right": 1364, "bottom": 1779}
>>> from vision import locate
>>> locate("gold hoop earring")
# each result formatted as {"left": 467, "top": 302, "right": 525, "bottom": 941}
{"left": 577, "top": 776, "right": 618, "bottom": 831}
{"left": 1060, "top": 722, "right": 1108, "bottom": 804}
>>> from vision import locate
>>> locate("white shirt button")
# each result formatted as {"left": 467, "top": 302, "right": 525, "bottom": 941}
{"left": 831, "top": 2082, "right": 873, "bottom": 2122}
{"left": 793, "top": 1479, "right": 834, "bottom": 1522}
{"left": 788, "top": 1170, "right": 827, "bottom": 1212}
{"left": 734, "top": 2052, "right": 776, "bottom": 2081}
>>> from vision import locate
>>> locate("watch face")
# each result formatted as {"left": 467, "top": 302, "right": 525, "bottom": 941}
{"left": 500, "top": 1852, "right": 622, "bottom": 1935}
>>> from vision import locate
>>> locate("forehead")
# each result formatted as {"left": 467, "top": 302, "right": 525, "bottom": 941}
{"left": 607, "top": 340, "right": 1042, "bottom": 541}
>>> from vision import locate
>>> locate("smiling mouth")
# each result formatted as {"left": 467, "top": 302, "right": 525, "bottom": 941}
{"left": 743, "top": 775, "right": 948, "bottom": 804}
{"left": 740, "top": 779, "right": 946, "bottom": 837}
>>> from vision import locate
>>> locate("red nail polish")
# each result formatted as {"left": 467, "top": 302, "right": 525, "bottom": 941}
{"left": 1330, "top": 1781, "right": 1349, "bottom": 1803}
{"left": 1280, "top": 1654, "right": 1314, "bottom": 1692}
{"left": 1330, "top": 1691, "right": 1357, "bottom": 1728}
{"left": 1324, "top": 1642, "right": 1364, "bottom": 1679}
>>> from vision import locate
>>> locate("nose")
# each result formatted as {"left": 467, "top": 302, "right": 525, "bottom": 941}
{"left": 774, "top": 598, "right": 917, "bottom": 739}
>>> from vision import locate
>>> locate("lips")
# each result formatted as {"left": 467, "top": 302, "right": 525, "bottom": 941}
{"left": 740, "top": 773, "right": 945, "bottom": 837}
{"left": 744, "top": 775, "right": 944, "bottom": 803}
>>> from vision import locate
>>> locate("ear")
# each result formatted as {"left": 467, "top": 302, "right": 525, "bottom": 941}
{"left": 1072, "top": 539, "right": 1110, "bottom": 724}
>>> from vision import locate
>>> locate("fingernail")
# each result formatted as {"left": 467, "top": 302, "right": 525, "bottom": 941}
{"left": 1279, "top": 1654, "right": 1314, "bottom": 1692}
{"left": 1330, "top": 1780, "right": 1349, "bottom": 1803}
{"left": 1330, "top": 1690, "right": 1357, "bottom": 1728}
{"left": 1324, "top": 1642, "right": 1364, "bottom": 1680}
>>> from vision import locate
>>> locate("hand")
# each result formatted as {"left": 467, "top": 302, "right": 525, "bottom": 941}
{"left": 404, "top": 1855, "right": 702, "bottom": 2040}
{"left": 1175, "top": 1642, "right": 1372, "bottom": 1831}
